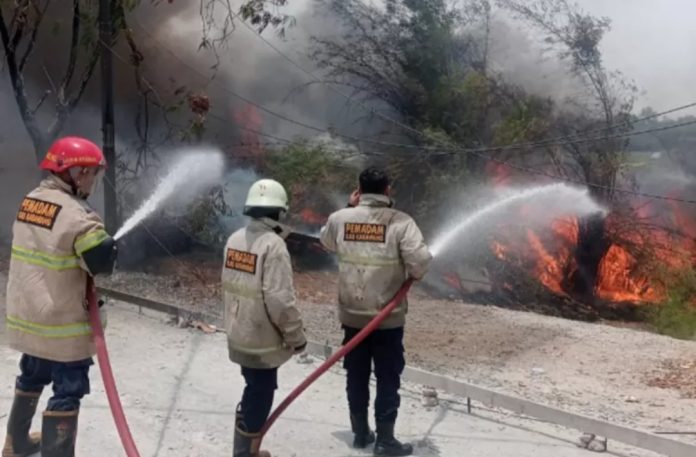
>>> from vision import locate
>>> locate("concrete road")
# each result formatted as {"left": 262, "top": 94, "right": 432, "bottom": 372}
{"left": 0, "top": 302, "right": 644, "bottom": 457}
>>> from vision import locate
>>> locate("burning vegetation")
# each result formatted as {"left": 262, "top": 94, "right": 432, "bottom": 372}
{"left": 438, "top": 183, "right": 696, "bottom": 322}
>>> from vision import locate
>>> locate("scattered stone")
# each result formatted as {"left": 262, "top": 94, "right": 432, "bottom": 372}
{"left": 422, "top": 387, "right": 439, "bottom": 407}
{"left": 577, "top": 434, "right": 607, "bottom": 452}
{"left": 296, "top": 353, "right": 313, "bottom": 364}
{"left": 625, "top": 396, "right": 639, "bottom": 403}
{"left": 531, "top": 367, "right": 546, "bottom": 376}
{"left": 587, "top": 436, "right": 608, "bottom": 452}
{"left": 577, "top": 433, "right": 595, "bottom": 448}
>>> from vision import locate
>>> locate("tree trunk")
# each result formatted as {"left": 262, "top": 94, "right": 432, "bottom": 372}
{"left": 31, "top": 135, "right": 51, "bottom": 165}
{"left": 568, "top": 213, "right": 610, "bottom": 304}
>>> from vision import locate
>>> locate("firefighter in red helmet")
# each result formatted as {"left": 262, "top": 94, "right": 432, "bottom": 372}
{"left": 3, "top": 136, "right": 117, "bottom": 457}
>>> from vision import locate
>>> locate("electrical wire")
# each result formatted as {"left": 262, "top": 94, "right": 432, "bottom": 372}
{"left": 131, "top": 18, "right": 696, "bottom": 156}
{"left": 113, "top": 20, "right": 696, "bottom": 204}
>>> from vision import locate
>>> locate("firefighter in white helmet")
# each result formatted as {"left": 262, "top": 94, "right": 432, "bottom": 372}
{"left": 222, "top": 179, "right": 306, "bottom": 457}
{"left": 320, "top": 167, "right": 432, "bottom": 456}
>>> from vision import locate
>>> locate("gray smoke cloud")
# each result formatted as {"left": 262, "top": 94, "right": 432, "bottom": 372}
{"left": 2, "top": 0, "right": 695, "bottom": 242}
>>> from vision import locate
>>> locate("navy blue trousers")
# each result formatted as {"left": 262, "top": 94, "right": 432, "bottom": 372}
{"left": 343, "top": 326, "right": 405, "bottom": 423}
{"left": 15, "top": 354, "right": 93, "bottom": 411}
{"left": 239, "top": 366, "right": 278, "bottom": 433}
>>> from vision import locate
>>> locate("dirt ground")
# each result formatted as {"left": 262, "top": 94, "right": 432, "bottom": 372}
{"left": 2, "top": 251, "right": 696, "bottom": 444}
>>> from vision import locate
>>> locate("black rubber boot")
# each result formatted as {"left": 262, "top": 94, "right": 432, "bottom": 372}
{"left": 2, "top": 389, "right": 41, "bottom": 457}
{"left": 374, "top": 422, "right": 413, "bottom": 456}
{"left": 350, "top": 413, "right": 376, "bottom": 449}
{"left": 40, "top": 410, "right": 78, "bottom": 457}
{"left": 233, "top": 425, "right": 271, "bottom": 457}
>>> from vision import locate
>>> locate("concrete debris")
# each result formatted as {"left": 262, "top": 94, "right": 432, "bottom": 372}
{"left": 577, "top": 433, "right": 607, "bottom": 452}
{"left": 578, "top": 433, "right": 595, "bottom": 447}
{"left": 588, "top": 437, "right": 608, "bottom": 452}
{"left": 422, "top": 387, "right": 439, "bottom": 407}
{"left": 296, "top": 353, "right": 313, "bottom": 364}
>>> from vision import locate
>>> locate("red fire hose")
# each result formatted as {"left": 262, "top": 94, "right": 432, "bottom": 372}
{"left": 86, "top": 278, "right": 141, "bottom": 457}
{"left": 259, "top": 278, "right": 414, "bottom": 441}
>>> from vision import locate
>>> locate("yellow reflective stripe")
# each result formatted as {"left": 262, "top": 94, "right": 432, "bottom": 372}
{"left": 6, "top": 315, "right": 104, "bottom": 339}
{"left": 74, "top": 229, "right": 109, "bottom": 256}
{"left": 11, "top": 246, "right": 80, "bottom": 271}
{"left": 230, "top": 343, "right": 284, "bottom": 355}
{"left": 345, "top": 306, "right": 403, "bottom": 316}
{"left": 223, "top": 281, "right": 262, "bottom": 300}
{"left": 338, "top": 254, "right": 400, "bottom": 267}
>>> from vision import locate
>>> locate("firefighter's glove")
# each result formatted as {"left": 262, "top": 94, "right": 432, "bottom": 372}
{"left": 83, "top": 235, "right": 117, "bottom": 275}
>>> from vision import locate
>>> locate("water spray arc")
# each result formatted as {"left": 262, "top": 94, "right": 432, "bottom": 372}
{"left": 89, "top": 149, "right": 225, "bottom": 456}
{"left": 429, "top": 183, "right": 605, "bottom": 257}
{"left": 114, "top": 149, "right": 225, "bottom": 241}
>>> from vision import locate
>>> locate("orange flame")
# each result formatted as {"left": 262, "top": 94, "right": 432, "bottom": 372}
{"left": 479, "top": 159, "right": 696, "bottom": 306}
{"left": 490, "top": 212, "right": 676, "bottom": 304}
{"left": 233, "top": 104, "right": 264, "bottom": 160}
{"left": 526, "top": 229, "right": 565, "bottom": 294}
{"left": 299, "top": 208, "right": 327, "bottom": 225}
{"left": 443, "top": 272, "right": 462, "bottom": 291}
{"left": 595, "top": 245, "right": 661, "bottom": 303}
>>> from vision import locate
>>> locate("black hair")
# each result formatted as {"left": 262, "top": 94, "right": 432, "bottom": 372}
{"left": 359, "top": 167, "right": 390, "bottom": 195}
{"left": 244, "top": 206, "right": 282, "bottom": 221}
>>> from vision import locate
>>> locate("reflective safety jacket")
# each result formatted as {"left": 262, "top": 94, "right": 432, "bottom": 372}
{"left": 5, "top": 175, "right": 109, "bottom": 362}
{"left": 320, "top": 194, "right": 432, "bottom": 329}
{"left": 222, "top": 218, "right": 306, "bottom": 369}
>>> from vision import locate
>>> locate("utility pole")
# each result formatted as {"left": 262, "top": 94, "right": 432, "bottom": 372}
{"left": 99, "top": 0, "right": 118, "bottom": 233}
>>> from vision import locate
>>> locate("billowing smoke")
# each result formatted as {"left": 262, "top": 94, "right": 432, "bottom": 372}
{"left": 1, "top": 0, "right": 694, "bottom": 245}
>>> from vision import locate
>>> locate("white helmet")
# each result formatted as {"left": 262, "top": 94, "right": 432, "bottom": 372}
{"left": 245, "top": 179, "right": 289, "bottom": 212}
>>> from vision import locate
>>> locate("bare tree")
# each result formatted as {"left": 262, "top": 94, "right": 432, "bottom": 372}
{"left": 0, "top": 0, "right": 292, "bottom": 163}
{"left": 0, "top": 0, "right": 104, "bottom": 161}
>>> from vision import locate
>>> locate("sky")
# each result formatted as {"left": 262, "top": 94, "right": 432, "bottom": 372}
{"left": 550, "top": 0, "right": 695, "bottom": 113}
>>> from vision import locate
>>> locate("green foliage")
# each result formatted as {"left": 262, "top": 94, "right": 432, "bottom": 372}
{"left": 492, "top": 96, "right": 552, "bottom": 145}
{"left": 428, "top": 71, "right": 490, "bottom": 143}
{"left": 262, "top": 140, "right": 355, "bottom": 215}
{"left": 648, "top": 268, "right": 696, "bottom": 340}
{"left": 182, "top": 188, "right": 231, "bottom": 247}
{"left": 265, "top": 140, "right": 353, "bottom": 186}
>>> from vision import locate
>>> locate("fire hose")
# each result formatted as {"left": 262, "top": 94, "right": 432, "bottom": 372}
{"left": 84, "top": 274, "right": 411, "bottom": 454}
{"left": 259, "top": 278, "right": 414, "bottom": 442}
{"left": 86, "top": 277, "right": 141, "bottom": 457}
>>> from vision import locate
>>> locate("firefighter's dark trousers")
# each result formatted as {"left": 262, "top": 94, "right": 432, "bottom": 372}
{"left": 343, "top": 326, "right": 405, "bottom": 424}
{"left": 14, "top": 354, "right": 93, "bottom": 411}
{"left": 239, "top": 366, "right": 278, "bottom": 433}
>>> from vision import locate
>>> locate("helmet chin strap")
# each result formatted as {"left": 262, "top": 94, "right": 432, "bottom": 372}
{"left": 68, "top": 168, "right": 92, "bottom": 199}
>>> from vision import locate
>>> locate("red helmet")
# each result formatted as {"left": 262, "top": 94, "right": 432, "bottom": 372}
{"left": 39, "top": 136, "right": 106, "bottom": 173}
